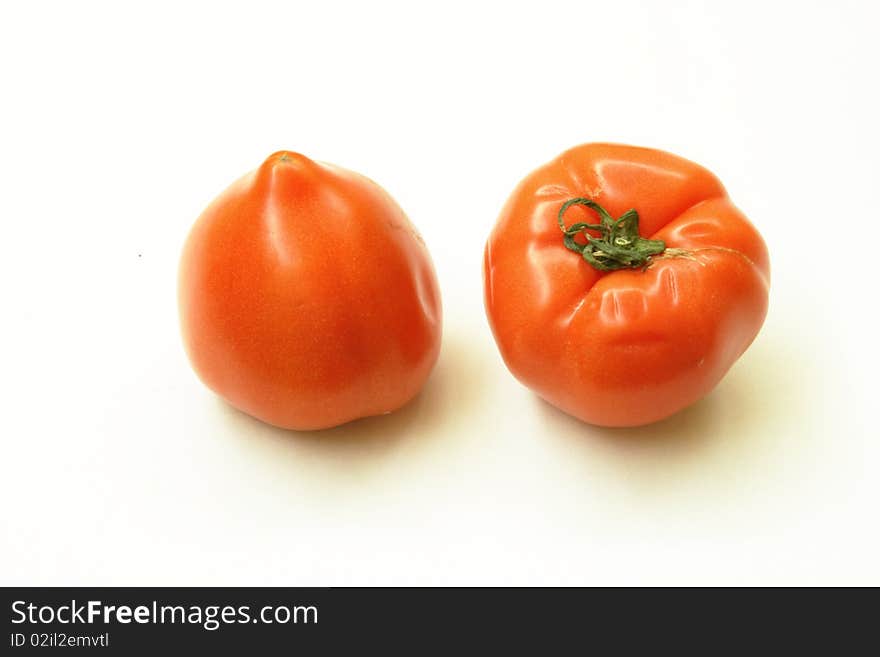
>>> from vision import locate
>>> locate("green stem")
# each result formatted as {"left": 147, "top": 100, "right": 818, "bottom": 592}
{"left": 557, "top": 197, "right": 666, "bottom": 272}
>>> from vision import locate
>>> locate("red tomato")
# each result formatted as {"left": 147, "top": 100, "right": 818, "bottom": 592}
{"left": 483, "top": 143, "right": 770, "bottom": 427}
{"left": 179, "top": 151, "right": 442, "bottom": 430}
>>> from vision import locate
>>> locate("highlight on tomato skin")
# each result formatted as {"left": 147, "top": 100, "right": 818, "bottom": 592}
{"left": 178, "top": 151, "right": 442, "bottom": 431}
{"left": 482, "top": 142, "right": 770, "bottom": 428}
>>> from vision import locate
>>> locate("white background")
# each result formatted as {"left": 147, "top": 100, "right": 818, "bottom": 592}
{"left": 2, "top": 0, "right": 878, "bottom": 586}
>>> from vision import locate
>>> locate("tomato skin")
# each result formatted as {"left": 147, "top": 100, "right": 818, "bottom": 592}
{"left": 179, "top": 151, "right": 442, "bottom": 430}
{"left": 483, "top": 143, "right": 770, "bottom": 427}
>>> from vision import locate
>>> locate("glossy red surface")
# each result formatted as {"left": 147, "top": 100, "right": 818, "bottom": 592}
{"left": 180, "top": 151, "right": 442, "bottom": 430}
{"left": 484, "top": 143, "right": 770, "bottom": 427}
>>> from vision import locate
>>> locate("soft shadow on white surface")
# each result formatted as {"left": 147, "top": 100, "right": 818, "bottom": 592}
{"left": 533, "top": 331, "right": 807, "bottom": 491}
{"left": 215, "top": 330, "right": 489, "bottom": 462}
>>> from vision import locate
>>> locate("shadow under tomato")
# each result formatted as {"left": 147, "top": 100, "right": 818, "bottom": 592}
{"left": 215, "top": 327, "right": 490, "bottom": 464}
{"left": 534, "top": 327, "right": 808, "bottom": 490}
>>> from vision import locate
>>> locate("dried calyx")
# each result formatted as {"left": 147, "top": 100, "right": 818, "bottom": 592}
{"left": 557, "top": 197, "right": 666, "bottom": 271}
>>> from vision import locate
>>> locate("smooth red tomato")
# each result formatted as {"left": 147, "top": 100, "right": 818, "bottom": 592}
{"left": 179, "top": 151, "right": 442, "bottom": 430}
{"left": 483, "top": 143, "right": 770, "bottom": 427}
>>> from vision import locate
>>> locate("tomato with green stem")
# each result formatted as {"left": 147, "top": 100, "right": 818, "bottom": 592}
{"left": 483, "top": 143, "right": 770, "bottom": 427}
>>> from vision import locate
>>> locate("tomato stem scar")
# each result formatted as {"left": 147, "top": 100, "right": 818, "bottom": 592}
{"left": 557, "top": 197, "right": 667, "bottom": 272}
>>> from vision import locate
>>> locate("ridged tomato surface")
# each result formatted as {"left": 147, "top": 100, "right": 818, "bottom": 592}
{"left": 483, "top": 143, "right": 769, "bottom": 427}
